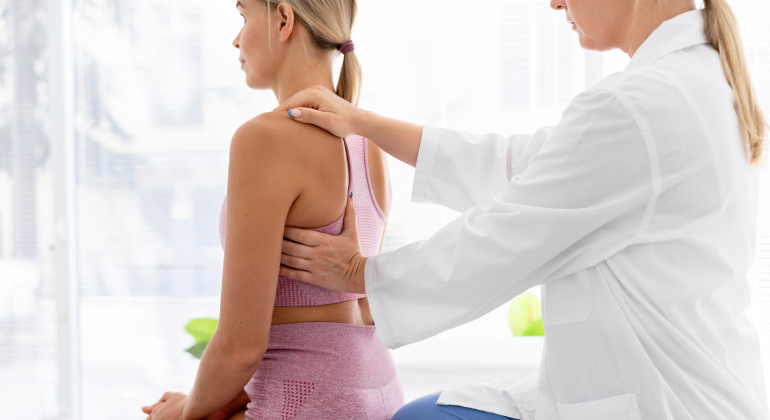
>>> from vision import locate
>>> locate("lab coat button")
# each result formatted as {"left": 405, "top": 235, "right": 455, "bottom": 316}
{"left": 524, "top": 399, "right": 535, "bottom": 411}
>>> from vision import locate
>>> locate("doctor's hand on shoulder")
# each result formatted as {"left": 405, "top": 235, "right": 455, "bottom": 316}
{"left": 275, "top": 85, "right": 362, "bottom": 139}
{"left": 280, "top": 195, "right": 367, "bottom": 294}
{"left": 277, "top": 85, "right": 424, "bottom": 168}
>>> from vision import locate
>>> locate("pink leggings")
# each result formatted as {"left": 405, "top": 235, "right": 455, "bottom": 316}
{"left": 244, "top": 322, "right": 405, "bottom": 420}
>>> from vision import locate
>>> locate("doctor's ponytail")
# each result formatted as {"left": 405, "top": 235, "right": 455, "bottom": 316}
{"left": 702, "top": 0, "right": 767, "bottom": 165}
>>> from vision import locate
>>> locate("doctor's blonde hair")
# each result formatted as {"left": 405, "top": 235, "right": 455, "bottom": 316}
{"left": 259, "top": 0, "right": 361, "bottom": 105}
{"left": 700, "top": 0, "right": 767, "bottom": 165}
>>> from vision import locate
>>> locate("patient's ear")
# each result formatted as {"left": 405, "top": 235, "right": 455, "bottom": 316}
{"left": 276, "top": 3, "right": 296, "bottom": 43}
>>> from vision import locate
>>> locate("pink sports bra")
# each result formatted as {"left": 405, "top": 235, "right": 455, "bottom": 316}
{"left": 219, "top": 135, "right": 387, "bottom": 306}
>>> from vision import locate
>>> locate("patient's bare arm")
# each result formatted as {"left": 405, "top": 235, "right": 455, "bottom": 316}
{"left": 205, "top": 389, "right": 250, "bottom": 420}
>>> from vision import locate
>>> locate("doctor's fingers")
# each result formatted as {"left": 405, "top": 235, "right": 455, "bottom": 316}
{"left": 274, "top": 86, "right": 325, "bottom": 111}
{"left": 284, "top": 227, "right": 325, "bottom": 247}
{"left": 275, "top": 87, "right": 356, "bottom": 138}
{"left": 279, "top": 265, "right": 321, "bottom": 287}
{"left": 280, "top": 253, "right": 312, "bottom": 271}
{"left": 281, "top": 238, "right": 315, "bottom": 259}
{"left": 275, "top": 85, "right": 347, "bottom": 115}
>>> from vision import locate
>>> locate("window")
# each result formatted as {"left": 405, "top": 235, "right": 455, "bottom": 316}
{"left": 0, "top": 0, "right": 60, "bottom": 418}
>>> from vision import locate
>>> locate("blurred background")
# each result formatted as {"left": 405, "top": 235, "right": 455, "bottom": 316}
{"left": 0, "top": 0, "right": 767, "bottom": 419}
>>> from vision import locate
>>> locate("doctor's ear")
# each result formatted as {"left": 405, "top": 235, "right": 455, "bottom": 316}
{"left": 275, "top": 3, "right": 296, "bottom": 43}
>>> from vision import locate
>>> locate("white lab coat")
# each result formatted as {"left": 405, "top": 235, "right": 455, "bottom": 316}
{"left": 364, "top": 10, "right": 768, "bottom": 420}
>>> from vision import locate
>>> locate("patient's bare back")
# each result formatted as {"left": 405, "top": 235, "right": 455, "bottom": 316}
{"left": 239, "top": 111, "right": 390, "bottom": 327}
{"left": 243, "top": 111, "right": 390, "bottom": 231}
{"left": 242, "top": 111, "right": 351, "bottom": 229}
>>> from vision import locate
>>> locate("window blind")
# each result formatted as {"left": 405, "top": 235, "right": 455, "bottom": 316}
{"left": 0, "top": 0, "right": 60, "bottom": 418}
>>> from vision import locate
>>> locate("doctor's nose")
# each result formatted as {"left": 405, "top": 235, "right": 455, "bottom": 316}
{"left": 550, "top": 0, "right": 566, "bottom": 10}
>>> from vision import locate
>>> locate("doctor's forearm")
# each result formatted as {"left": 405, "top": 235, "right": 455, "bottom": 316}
{"left": 355, "top": 109, "right": 423, "bottom": 167}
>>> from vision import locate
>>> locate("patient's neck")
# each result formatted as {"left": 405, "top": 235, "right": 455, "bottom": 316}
{"left": 272, "top": 55, "right": 336, "bottom": 104}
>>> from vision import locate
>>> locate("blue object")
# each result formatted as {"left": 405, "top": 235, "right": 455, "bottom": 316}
{"left": 392, "top": 394, "right": 520, "bottom": 420}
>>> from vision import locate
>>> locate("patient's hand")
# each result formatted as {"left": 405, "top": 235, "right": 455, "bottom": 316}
{"left": 141, "top": 391, "right": 187, "bottom": 420}
{"left": 141, "top": 389, "right": 249, "bottom": 420}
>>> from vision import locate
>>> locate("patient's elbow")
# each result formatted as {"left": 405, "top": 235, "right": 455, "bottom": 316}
{"left": 209, "top": 332, "right": 267, "bottom": 371}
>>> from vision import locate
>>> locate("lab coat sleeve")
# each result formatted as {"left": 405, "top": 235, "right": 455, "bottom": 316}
{"left": 412, "top": 125, "right": 554, "bottom": 212}
{"left": 365, "top": 88, "right": 655, "bottom": 349}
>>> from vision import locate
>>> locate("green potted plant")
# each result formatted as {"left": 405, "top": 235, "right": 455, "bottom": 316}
{"left": 508, "top": 292, "right": 544, "bottom": 337}
{"left": 184, "top": 318, "right": 219, "bottom": 359}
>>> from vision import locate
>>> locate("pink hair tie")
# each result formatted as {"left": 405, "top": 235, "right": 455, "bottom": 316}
{"left": 338, "top": 40, "right": 355, "bottom": 54}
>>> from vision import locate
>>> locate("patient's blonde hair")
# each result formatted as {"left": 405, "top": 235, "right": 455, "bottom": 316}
{"left": 261, "top": 0, "right": 361, "bottom": 105}
{"left": 701, "top": 0, "right": 767, "bottom": 165}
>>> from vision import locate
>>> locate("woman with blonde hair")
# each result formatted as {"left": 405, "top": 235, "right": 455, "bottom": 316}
{"left": 277, "top": 0, "right": 769, "bottom": 418}
{"left": 140, "top": 0, "right": 403, "bottom": 419}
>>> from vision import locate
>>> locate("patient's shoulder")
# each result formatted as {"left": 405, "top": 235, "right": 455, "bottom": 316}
{"left": 230, "top": 111, "right": 341, "bottom": 167}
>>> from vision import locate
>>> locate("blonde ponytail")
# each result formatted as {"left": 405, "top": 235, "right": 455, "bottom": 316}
{"left": 262, "top": 0, "right": 362, "bottom": 105}
{"left": 337, "top": 49, "right": 362, "bottom": 105}
{"left": 702, "top": 0, "right": 767, "bottom": 165}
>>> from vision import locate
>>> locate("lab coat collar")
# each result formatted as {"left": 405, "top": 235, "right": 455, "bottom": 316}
{"left": 626, "top": 9, "right": 708, "bottom": 70}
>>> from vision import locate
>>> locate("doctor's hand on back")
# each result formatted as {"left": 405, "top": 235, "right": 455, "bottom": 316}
{"left": 280, "top": 191, "right": 367, "bottom": 295}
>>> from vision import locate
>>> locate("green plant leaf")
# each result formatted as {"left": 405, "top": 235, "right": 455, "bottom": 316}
{"left": 508, "top": 293, "right": 543, "bottom": 337}
{"left": 186, "top": 341, "right": 209, "bottom": 359}
{"left": 522, "top": 317, "right": 544, "bottom": 336}
{"left": 185, "top": 318, "right": 219, "bottom": 344}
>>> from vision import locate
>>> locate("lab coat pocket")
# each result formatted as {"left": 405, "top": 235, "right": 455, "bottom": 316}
{"left": 556, "top": 393, "right": 641, "bottom": 420}
{"left": 543, "top": 270, "right": 594, "bottom": 326}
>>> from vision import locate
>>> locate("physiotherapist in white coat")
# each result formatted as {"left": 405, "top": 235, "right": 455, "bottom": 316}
{"left": 276, "top": 0, "right": 769, "bottom": 418}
